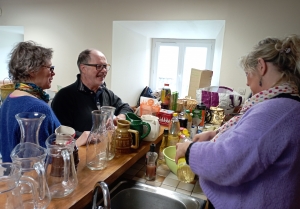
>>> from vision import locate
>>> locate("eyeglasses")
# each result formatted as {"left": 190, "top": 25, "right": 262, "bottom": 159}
{"left": 83, "top": 63, "right": 111, "bottom": 72}
{"left": 43, "top": 65, "right": 55, "bottom": 72}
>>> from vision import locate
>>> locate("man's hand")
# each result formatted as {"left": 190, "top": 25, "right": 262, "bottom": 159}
{"left": 113, "top": 114, "right": 126, "bottom": 126}
{"left": 76, "top": 131, "right": 90, "bottom": 147}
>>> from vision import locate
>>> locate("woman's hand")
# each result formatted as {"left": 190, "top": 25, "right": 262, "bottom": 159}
{"left": 193, "top": 130, "right": 217, "bottom": 142}
{"left": 75, "top": 131, "right": 90, "bottom": 147}
{"left": 175, "top": 141, "right": 192, "bottom": 164}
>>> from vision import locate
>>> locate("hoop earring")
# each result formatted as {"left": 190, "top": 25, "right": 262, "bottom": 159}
{"left": 259, "top": 78, "right": 262, "bottom": 87}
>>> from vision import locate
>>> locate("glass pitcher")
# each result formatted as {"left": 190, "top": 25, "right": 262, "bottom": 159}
{"left": 15, "top": 112, "right": 46, "bottom": 145}
{"left": 10, "top": 142, "right": 51, "bottom": 209}
{"left": 0, "top": 162, "right": 39, "bottom": 209}
{"left": 86, "top": 110, "right": 109, "bottom": 170}
{"left": 45, "top": 134, "right": 78, "bottom": 198}
{"left": 101, "top": 106, "right": 116, "bottom": 160}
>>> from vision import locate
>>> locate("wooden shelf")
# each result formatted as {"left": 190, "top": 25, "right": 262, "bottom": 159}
{"left": 47, "top": 127, "right": 165, "bottom": 209}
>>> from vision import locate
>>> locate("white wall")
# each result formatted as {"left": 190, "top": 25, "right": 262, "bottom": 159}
{"left": 112, "top": 22, "right": 151, "bottom": 106}
{"left": 211, "top": 25, "right": 225, "bottom": 87}
{"left": 1, "top": 0, "right": 300, "bottom": 105}
{"left": 0, "top": 29, "right": 23, "bottom": 80}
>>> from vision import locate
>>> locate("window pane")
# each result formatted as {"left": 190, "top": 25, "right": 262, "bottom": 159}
{"left": 181, "top": 47, "right": 207, "bottom": 97}
{"left": 156, "top": 46, "right": 179, "bottom": 90}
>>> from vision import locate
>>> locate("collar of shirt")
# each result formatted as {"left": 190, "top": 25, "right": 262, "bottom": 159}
{"left": 76, "top": 74, "right": 105, "bottom": 93}
{"left": 76, "top": 74, "right": 105, "bottom": 109}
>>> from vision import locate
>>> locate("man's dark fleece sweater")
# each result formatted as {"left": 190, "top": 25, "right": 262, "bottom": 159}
{"left": 51, "top": 74, "right": 133, "bottom": 137}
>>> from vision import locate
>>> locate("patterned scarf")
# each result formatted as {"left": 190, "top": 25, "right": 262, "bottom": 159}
{"left": 211, "top": 83, "right": 299, "bottom": 142}
{"left": 15, "top": 82, "right": 50, "bottom": 103}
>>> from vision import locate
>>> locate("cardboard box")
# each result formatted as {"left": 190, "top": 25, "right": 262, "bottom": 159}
{"left": 156, "top": 109, "right": 174, "bottom": 126}
{"left": 188, "top": 69, "right": 213, "bottom": 99}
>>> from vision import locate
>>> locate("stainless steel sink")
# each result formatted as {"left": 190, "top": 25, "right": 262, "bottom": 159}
{"left": 95, "top": 180, "right": 206, "bottom": 209}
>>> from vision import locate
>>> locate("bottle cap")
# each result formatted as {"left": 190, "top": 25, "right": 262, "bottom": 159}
{"left": 182, "top": 129, "right": 189, "bottom": 135}
{"left": 173, "top": 112, "right": 178, "bottom": 117}
{"left": 185, "top": 109, "right": 190, "bottom": 113}
{"left": 197, "top": 103, "right": 206, "bottom": 110}
{"left": 150, "top": 143, "right": 156, "bottom": 152}
{"left": 163, "top": 128, "right": 168, "bottom": 135}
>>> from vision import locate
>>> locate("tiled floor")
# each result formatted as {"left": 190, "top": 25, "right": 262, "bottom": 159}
{"left": 122, "top": 157, "right": 207, "bottom": 200}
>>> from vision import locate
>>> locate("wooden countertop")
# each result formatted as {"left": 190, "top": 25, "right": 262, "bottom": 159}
{"left": 48, "top": 126, "right": 165, "bottom": 209}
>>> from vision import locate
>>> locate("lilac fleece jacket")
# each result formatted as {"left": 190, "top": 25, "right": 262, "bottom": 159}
{"left": 189, "top": 97, "right": 300, "bottom": 209}
{"left": 0, "top": 95, "right": 60, "bottom": 162}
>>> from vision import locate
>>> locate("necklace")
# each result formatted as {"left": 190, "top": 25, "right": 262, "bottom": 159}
{"left": 15, "top": 83, "right": 50, "bottom": 103}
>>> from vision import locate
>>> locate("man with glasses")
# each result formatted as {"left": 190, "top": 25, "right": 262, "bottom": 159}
{"left": 51, "top": 49, "right": 133, "bottom": 139}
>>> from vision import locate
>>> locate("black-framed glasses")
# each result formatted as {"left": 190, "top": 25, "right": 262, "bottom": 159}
{"left": 83, "top": 63, "right": 111, "bottom": 72}
{"left": 43, "top": 65, "right": 55, "bottom": 72}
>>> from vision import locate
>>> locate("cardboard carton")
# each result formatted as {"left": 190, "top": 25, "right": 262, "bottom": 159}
{"left": 156, "top": 109, "right": 174, "bottom": 126}
{"left": 188, "top": 69, "right": 213, "bottom": 99}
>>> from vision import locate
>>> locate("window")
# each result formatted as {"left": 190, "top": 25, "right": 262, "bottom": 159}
{"left": 150, "top": 39, "right": 215, "bottom": 98}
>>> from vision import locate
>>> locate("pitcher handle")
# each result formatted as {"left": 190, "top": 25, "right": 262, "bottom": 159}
{"left": 19, "top": 175, "right": 39, "bottom": 208}
{"left": 140, "top": 122, "right": 151, "bottom": 139}
{"left": 62, "top": 149, "right": 70, "bottom": 185}
{"left": 33, "top": 161, "right": 46, "bottom": 200}
{"left": 128, "top": 129, "right": 139, "bottom": 149}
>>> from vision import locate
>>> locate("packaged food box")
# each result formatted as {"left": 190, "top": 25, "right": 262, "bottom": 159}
{"left": 157, "top": 109, "right": 174, "bottom": 126}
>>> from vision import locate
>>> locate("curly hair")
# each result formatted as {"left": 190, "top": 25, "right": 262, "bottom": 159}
{"left": 240, "top": 34, "right": 300, "bottom": 90}
{"left": 8, "top": 41, "right": 53, "bottom": 83}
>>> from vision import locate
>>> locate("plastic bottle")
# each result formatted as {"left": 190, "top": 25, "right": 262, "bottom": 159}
{"left": 177, "top": 158, "right": 195, "bottom": 183}
{"left": 178, "top": 133, "right": 191, "bottom": 143}
{"left": 145, "top": 143, "right": 158, "bottom": 180}
{"left": 161, "top": 84, "right": 171, "bottom": 109}
{"left": 158, "top": 128, "right": 169, "bottom": 165}
{"left": 170, "top": 91, "right": 178, "bottom": 111}
{"left": 192, "top": 103, "right": 207, "bottom": 132}
{"left": 167, "top": 113, "right": 180, "bottom": 146}
{"left": 178, "top": 134, "right": 186, "bottom": 143}
{"left": 190, "top": 125, "right": 197, "bottom": 139}
{"left": 182, "top": 129, "right": 190, "bottom": 139}
{"left": 178, "top": 102, "right": 188, "bottom": 128}
{"left": 185, "top": 110, "right": 192, "bottom": 131}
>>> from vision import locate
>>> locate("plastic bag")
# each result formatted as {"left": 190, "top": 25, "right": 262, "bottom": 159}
{"left": 139, "top": 96, "right": 161, "bottom": 116}
{"left": 196, "top": 86, "right": 244, "bottom": 114}
{"left": 136, "top": 86, "right": 156, "bottom": 107}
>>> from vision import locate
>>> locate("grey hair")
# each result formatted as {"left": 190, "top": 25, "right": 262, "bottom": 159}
{"left": 77, "top": 49, "right": 92, "bottom": 72}
{"left": 240, "top": 34, "right": 300, "bottom": 90}
{"left": 8, "top": 41, "right": 53, "bottom": 83}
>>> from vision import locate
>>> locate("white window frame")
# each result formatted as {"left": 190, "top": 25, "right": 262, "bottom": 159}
{"left": 150, "top": 38, "right": 215, "bottom": 97}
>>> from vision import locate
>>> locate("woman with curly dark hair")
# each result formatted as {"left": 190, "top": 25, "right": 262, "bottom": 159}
{"left": 0, "top": 41, "right": 60, "bottom": 162}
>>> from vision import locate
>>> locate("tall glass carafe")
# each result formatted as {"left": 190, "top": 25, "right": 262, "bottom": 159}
{"left": 45, "top": 134, "right": 78, "bottom": 198}
{"left": 10, "top": 142, "right": 51, "bottom": 208}
{"left": 15, "top": 112, "right": 46, "bottom": 144}
{"left": 86, "top": 110, "right": 109, "bottom": 170}
{"left": 101, "top": 106, "right": 116, "bottom": 160}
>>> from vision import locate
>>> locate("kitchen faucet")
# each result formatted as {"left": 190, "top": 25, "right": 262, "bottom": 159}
{"left": 92, "top": 181, "right": 111, "bottom": 209}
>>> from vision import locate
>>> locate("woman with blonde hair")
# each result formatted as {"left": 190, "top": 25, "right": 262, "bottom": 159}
{"left": 176, "top": 34, "right": 300, "bottom": 209}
